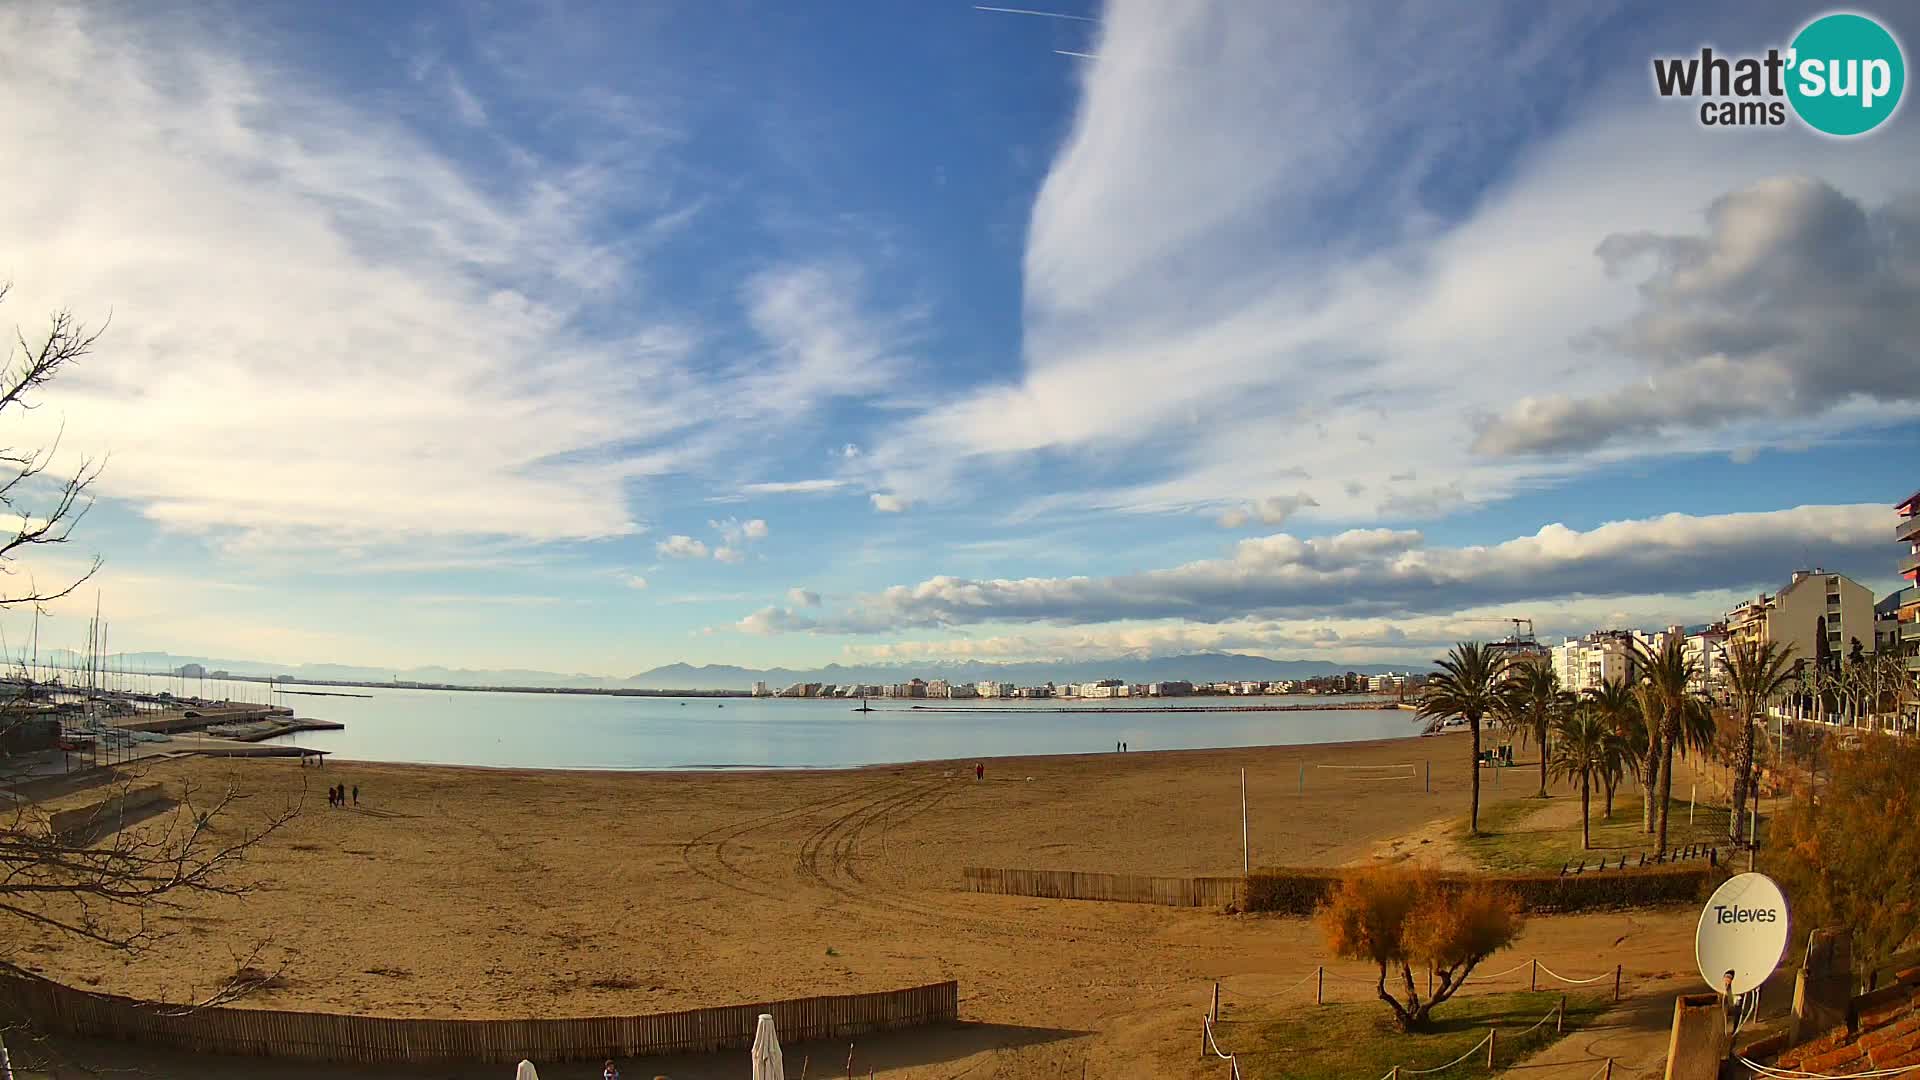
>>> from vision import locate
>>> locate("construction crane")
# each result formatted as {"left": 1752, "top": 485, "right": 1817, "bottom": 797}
{"left": 1460, "top": 617, "right": 1536, "bottom": 643}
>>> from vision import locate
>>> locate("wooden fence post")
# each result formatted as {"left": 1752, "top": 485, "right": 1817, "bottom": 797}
{"left": 1614, "top": 964, "right": 1622, "bottom": 1003}
{"left": 1316, "top": 967, "right": 1324, "bottom": 1005}
{"left": 1530, "top": 958, "right": 1537, "bottom": 992}
{"left": 1558, "top": 993, "right": 1566, "bottom": 1033}
{"left": 1211, "top": 982, "right": 1219, "bottom": 1022}
{"left": 1486, "top": 1028, "right": 1497, "bottom": 1067}
{"left": 1603, "top": 1058, "right": 1613, "bottom": 1080}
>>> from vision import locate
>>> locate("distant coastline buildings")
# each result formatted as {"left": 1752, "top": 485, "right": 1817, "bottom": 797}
{"left": 739, "top": 487, "right": 1919, "bottom": 714}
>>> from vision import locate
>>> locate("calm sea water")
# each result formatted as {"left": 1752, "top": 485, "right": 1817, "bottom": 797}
{"left": 260, "top": 686, "right": 1421, "bottom": 770}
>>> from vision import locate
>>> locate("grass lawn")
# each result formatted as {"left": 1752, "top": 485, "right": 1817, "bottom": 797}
{"left": 1462, "top": 792, "right": 1733, "bottom": 873}
{"left": 1210, "top": 989, "right": 1610, "bottom": 1080}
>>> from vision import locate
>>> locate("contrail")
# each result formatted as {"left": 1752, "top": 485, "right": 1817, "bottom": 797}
{"left": 974, "top": 5, "right": 1097, "bottom": 22}
{"left": 1054, "top": 49, "right": 1100, "bottom": 59}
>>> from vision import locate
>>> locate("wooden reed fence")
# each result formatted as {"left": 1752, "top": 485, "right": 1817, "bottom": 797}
{"left": 963, "top": 866, "right": 1244, "bottom": 908}
{"left": 0, "top": 965, "right": 956, "bottom": 1065}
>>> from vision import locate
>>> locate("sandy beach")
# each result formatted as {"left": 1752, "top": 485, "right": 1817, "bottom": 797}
{"left": 13, "top": 734, "right": 1704, "bottom": 1077}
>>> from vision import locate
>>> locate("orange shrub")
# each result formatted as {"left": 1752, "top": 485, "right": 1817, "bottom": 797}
{"left": 1317, "top": 865, "right": 1523, "bottom": 1032}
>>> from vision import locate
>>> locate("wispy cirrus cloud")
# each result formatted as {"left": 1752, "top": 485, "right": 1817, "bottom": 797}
{"left": 860, "top": 0, "right": 1920, "bottom": 528}
{"left": 0, "top": 5, "right": 921, "bottom": 563}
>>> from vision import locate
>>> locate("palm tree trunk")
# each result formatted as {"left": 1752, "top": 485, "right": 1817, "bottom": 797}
{"left": 1469, "top": 716, "right": 1482, "bottom": 836}
{"left": 1602, "top": 774, "right": 1616, "bottom": 819}
{"left": 1641, "top": 746, "right": 1658, "bottom": 834}
{"left": 1655, "top": 731, "right": 1675, "bottom": 853}
{"left": 1581, "top": 774, "right": 1592, "bottom": 849}
{"left": 1537, "top": 716, "right": 1548, "bottom": 797}
{"left": 1731, "top": 704, "right": 1755, "bottom": 846}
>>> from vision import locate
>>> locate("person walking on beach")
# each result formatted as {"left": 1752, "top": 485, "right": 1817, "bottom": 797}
{"left": 352, "top": 784, "right": 359, "bottom": 806}
{"left": 975, "top": 762, "right": 984, "bottom": 781}
{"left": 326, "top": 785, "right": 336, "bottom": 808}
{"left": 602, "top": 1060, "right": 620, "bottom": 1080}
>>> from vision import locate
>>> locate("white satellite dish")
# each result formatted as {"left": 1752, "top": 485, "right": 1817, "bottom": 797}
{"left": 1695, "top": 872, "right": 1790, "bottom": 996}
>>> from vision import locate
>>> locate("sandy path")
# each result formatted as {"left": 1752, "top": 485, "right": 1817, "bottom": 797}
{"left": 7, "top": 733, "right": 1714, "bottom": 1078}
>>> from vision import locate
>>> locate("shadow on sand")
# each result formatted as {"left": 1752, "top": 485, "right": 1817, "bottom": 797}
{"left": 10, "top": 1019, "right": 1093, "bottom": 1079}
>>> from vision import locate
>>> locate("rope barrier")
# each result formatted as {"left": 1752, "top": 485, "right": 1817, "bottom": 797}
{"left": 1740, "top": 1056, "right": 1920, "bottom": 1079}
{"left": 1201, "top": 1015, "right": 1244, "bottom": 1080}
{"left": 1475, "top": 959, "right": 1536, "bottom": 981}
{"left": 1536, "top": 963, "right": 1616, "bottom": 986}
{"left": 1507, "top": 1003, "right": 1561, "bottom": 1040}
{"left": 1401, "top": 1031, "right": 1494, "bottom": 1076}
{"left": 1315, "top": 763, "right": 1418, "bottom": 770}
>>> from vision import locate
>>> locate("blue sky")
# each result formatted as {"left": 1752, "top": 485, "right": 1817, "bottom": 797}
{"left": 1, "top": 0, "right": 1916, "bottom": 676}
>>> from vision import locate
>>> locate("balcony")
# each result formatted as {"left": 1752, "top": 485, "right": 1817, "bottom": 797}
{"left": 1903, "top": 551, "right": 1920, "bottom": 578}
{"left": 1900, "top": 513, "right": 1920, "bottom": 544}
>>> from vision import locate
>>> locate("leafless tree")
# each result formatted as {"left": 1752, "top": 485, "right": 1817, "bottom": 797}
{"left": 0, "top": 282, "right": 106, "bottom": 613}
{"left": 0, "top": 285, "right": 302, "bottom": 1016}
{"left": 1, "top": 772, "right": 300, "bottom": 950}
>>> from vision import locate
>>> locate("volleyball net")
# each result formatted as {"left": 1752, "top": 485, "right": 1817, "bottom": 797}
{"left": 1309, "top": 762, "right": 1423, "bottom": 787}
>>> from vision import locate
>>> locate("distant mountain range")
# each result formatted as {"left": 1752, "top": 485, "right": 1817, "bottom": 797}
{"left": 39, "top": 649, "right": 1419, "bottom": 693}
{"left": 624, "top": 655, "right": 1416, "bottom": 691}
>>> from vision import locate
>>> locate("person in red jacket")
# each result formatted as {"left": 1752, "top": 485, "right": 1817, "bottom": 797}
{"left": 975, "top": 762, "right": 984, "bottom": 781}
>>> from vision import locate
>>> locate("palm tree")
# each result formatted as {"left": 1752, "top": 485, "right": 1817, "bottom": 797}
{"left": 1642, "top": 636, "right": 1701, "bottom": 854}
{"left": 1631, "top": 679, "right": 1663, "bottom": 834}
{"left": 1419, "top": 642, "right": 1511, "bottom": 836}
{"left": 1548, "top": 704, "right": 1625, "bottom": 850}
{"left": 1724, "top": 640, "right": 1796, "bottom": 846}
{"left": 1585, "top": 678, "right": 1643, "bottom": 819}
{"left": 1500, "top": 662, "right": 1569, "bottom": 798}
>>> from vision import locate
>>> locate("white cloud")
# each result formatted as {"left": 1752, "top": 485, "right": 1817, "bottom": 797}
{"left": 739, "top": 479, "right": 845, "bottom": 495}
{"left": 735, "top": 606, "right": 816, "bottom": 636}
{"left": 622, "top": 574, "right": 648, "bottom": 590}
{"left": 858, "top": 1, "right": 1920, "bottom": 525}
{"left": 0, "top": 8, "right": 925, "bottom": 561}
{"left": 838, "top": 589, "right": 1758, "bottom": 665}
{"left": 1474, "top": 178, "right": 1920, "bottom": 456}
{"left": 1220, "top": 493, "right": 1318, "bottom": 529}
{"left": 763, "top": 504, "right": 1890, "bottom": 634}
{"left": 736, "top": 263, "right": 920, "bottom": 412}
{"left": 870, "top": 493, "right": 908, "bottom": 513}
{"left": 706, "top": 517, "right": 767, "bottom": 564}
{"left": 788, "top": 587, "right": 821, "bottom": 608}
{"left": 656, "top": 535, "right": 709, "bottom": 559}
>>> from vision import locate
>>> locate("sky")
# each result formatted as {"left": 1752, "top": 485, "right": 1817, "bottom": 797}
{"left": 1, "top": 0, "right": 1916, "bottom": 677}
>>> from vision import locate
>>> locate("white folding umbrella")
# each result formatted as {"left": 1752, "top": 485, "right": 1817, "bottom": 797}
{"left": 514, "top": 1061, "right": 540, "bottom": 1080}
{"left": 751, "top": 1012, "right": 786, "bottom": 1080}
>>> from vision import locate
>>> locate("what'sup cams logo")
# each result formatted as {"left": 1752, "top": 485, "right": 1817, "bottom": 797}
{"left": 1653, "top": 11, "right": 1905, "bottom": 135}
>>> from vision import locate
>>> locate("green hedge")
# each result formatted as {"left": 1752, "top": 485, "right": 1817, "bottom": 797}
{"left": 1243, "top": 863, "right": 1713, "bottom": 916}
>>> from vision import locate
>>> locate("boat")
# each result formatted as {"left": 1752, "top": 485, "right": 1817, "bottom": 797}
{"left": 853, "top": 695, "right": 873, "bottom": 714}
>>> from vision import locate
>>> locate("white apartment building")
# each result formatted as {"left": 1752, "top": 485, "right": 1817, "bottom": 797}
{"left": 752, "top": 681, "right": 770, "bottom": 697}
{"left": 1549, "top": 632, "right": 1650, "bottom": 695}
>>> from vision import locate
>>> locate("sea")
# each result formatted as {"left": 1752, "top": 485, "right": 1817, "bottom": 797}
{"left": 260, "top": 685, "right": 1422, "bottom": 770}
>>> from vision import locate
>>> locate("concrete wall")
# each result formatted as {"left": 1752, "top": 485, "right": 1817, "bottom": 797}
{"left": 48, "top": 783, "right": 171, "bottom": 840}
{"left": 1663, "top": 993, "right": 1729, "bottom": 1080}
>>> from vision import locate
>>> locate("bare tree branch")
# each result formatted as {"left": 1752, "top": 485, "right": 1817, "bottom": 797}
{"left": 0, "top": 282, "right": 106, "bottom": 609}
